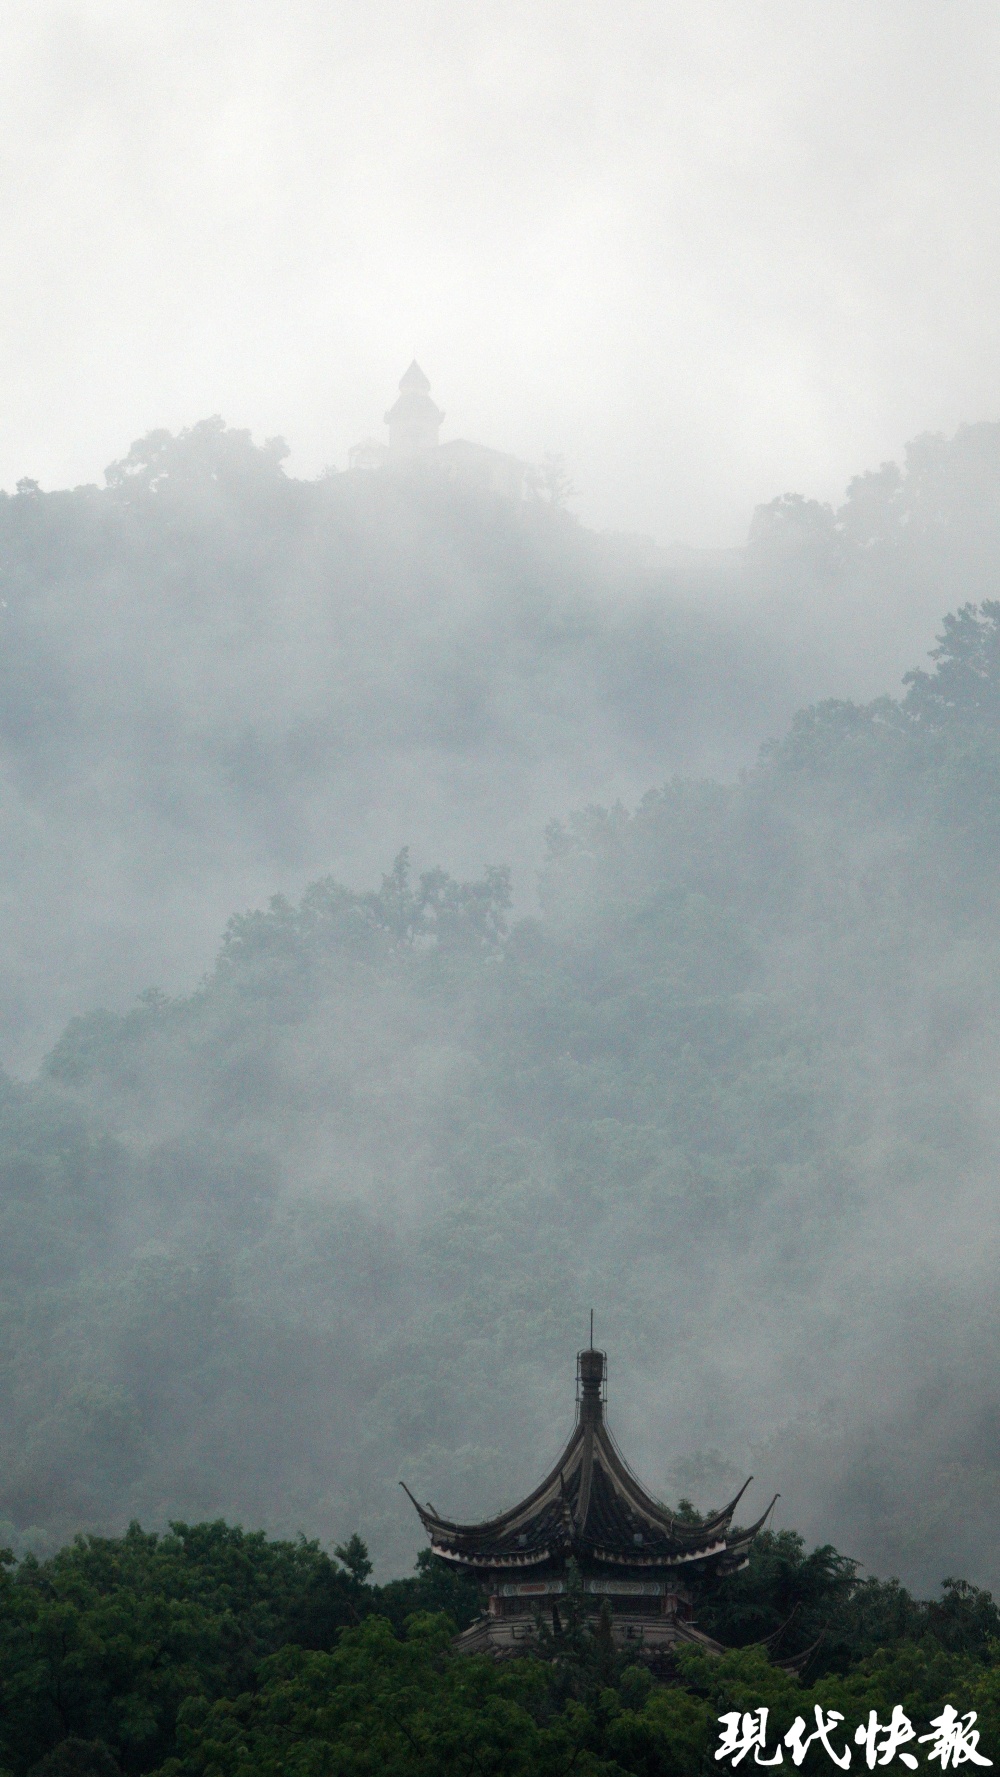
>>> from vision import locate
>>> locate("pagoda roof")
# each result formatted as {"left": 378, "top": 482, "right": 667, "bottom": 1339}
{"left": 384, "top": 379, "right": 444, "bottom": 426}
{"left": 398, "top": 359, "right": 431, "bottom": 393}
{"left": 403, "top": 1348, "right": 775, "bottom": 1577}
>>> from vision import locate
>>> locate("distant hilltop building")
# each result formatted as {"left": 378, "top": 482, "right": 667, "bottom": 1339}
{"left": 385, "top": 360, "right": 444, "bottom": 454}
{"left": 349, "top": 361, "right": 526, "bottom": 500}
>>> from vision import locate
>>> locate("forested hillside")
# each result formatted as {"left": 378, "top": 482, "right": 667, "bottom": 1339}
{"left": 3, "top": 1518, "right": 1000, "bottom": 1776}
{"left": 5, "top": 1514, "right": 1000, "bottom": 1777}
{"left": 3, "top": 595, "right": 1000, "bottom": 1595}
{"left": 4, "top": 417, "right": 1000, "bottom": 1069}
{"left": 0, "top": 420, "right": 746, "bottom": 1069}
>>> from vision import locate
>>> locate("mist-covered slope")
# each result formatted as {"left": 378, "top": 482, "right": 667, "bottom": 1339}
{"left": 0, "top": 419, "right": 751, "bottom": 1068}
{"left": 4, "top": 599, "right": 1000, "bottom": 1590}
{"left": 5, "top": 415, "right": 1000, "bottom": 1069}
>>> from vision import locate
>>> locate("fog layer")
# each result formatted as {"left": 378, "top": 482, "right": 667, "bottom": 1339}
{"left": 5, "top": 3, "right": 1000, "bottom": 542}
{"left": 0, "top": 417, "right": 994, "bottom": 1068}
{"left": 1, "top": 423, "right": 1000, "bottom": 1590}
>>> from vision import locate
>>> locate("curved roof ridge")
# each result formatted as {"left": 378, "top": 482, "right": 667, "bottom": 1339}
{"left": 400, "top": 1420, "right": 585, "bottom": 1538}
{"left": 575, "top": 1421, "right": 597, "bottom": 1529}
{"left": 594, "top": 1422, "right": 682, "bottom": 1529}
{"left": 597, "top": 1420, "right": 753, "bottom": 1537}
{"left": 598, "top": 1419, "right": 666, "bottom": 1500}
{"left": 725, "top": 1492, "right": 779, "bottom": 1555}
{"left": 596, "top": 1421, "right": 710, "bottom": 1539}
{"left": 703, "top": 1474, "right": 755, "bottom": 1533}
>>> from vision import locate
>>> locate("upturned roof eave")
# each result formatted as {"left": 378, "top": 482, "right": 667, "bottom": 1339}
{"left": 400, "top": 1420, "right": 586, "bottom": 1540}
{"left": 430, "top": 1542, "right": 556, "bottom": 1569}
{"left": 591, "top": 1424, "right": 751, "bottom": 1544}
{"left": 404, "top": 1430, "right": 757, "bottom": 1560}
{"left": 723, "top": 1493, "right": 780, "bottom": 1561}
{"left": 428, "top": 1534, "right": 732, "bottom": 1571}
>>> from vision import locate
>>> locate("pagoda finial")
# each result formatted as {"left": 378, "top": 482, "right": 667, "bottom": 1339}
{"left": 578, "top": 1344, "right": 605, "bottom": 1425}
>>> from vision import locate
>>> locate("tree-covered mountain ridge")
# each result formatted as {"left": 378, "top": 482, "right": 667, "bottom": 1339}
{"left": 3, "top": 599, "right": 1000, "bottom": 1595}
{"left": 5, "top": 412, "right": 1000, "bottom": 1072}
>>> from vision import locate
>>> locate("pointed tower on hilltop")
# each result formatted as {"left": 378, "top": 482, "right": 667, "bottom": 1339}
{"left": 347, "top": 362, "right": 527, "bottom": 495}
{"left": 384, "top": 360, "right": 444, "bottom": 456}
{"left": 403, "top": 1344, "right": 775, "bottom": 1668}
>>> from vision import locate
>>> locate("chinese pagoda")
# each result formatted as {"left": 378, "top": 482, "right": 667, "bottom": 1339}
{"left": 384, "top": 360, "right": 445, "bottom": 456}
{"left": 403, "top": 1345, "right": 775, "bottom": 1663}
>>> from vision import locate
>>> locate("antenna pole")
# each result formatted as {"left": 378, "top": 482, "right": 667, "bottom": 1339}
{"left": 590, "top": 1309, "right": 594, "bottom": 1348}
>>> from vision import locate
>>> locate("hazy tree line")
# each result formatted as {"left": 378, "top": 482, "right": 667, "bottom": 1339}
{"left": 0, "top": 588, "right": 1000, "bottom": 1598}
{"left": 0, "top": 418, "right": 747, "bottom": 1069}
{"left": 4, "top": 416, "right": 1000, "bottom": 1071}
{"left": 2, "top": 422, "right": 1000, "bottom": 1639}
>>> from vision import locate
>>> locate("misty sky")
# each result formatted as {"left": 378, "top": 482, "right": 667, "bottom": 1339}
{"left": 3, "top": 1, "right": 1000, "bottom": 544}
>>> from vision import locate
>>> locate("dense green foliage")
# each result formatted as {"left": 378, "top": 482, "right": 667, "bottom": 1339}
{"left": 0, "top": 1520, "right": 479, "bottom": 1776}
{"left": 1, "top": 1519, "right": 998, "bottom": 1777}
